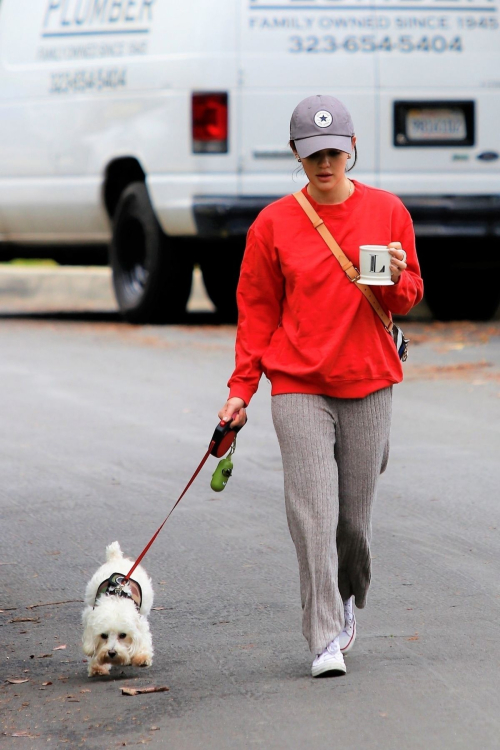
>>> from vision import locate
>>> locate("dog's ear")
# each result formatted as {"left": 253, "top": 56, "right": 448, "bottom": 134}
{"left": 82, "top": 610, "right": 97, "bottom": 656}
{"left": 82, "top": 626, "right": 97, "bottom": 656}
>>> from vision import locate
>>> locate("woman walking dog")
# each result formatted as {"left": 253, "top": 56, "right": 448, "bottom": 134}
{"left": 219, "top": 95, "right": 423, "bottom": 677}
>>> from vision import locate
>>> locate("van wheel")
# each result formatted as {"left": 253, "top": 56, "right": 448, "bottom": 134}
{"left": 110, "top": 182, "right": 193, "bottom": 323}
{"left": 199, "top": 239, "right": 244, "bottom": 322}
{"left": 420, "top": 239, "right": 500, "bottom": 321}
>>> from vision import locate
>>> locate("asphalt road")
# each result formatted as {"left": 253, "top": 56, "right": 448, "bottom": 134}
{"left": 1, "top": 307, "right": 500, "bottom": 749}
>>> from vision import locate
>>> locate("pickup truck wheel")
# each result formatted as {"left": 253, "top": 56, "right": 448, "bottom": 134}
{"left": 421, "top": 239, "right": 500, "bottom": 321}
{"left": 200, "top": 239, "right": 244, "bottom": 322}
{"left": 110, "top": 182, "right": 192, "bottom": 323}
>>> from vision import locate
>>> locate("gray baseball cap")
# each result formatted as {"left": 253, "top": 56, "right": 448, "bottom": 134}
{"left": 290, "top": 95, "right": 355, "bottom": 158}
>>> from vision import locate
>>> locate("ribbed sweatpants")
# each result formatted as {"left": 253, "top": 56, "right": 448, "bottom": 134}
{"left": 271, "top": 388, "right": 392, "bottom": 655}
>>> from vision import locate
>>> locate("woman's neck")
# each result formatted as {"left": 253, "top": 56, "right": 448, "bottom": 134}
{"left": 307, "top": 177, "right": 354, "bottom": 205}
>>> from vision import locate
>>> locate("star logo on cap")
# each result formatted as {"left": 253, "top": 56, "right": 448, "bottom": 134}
{"left": 314, "top": 110, "right": 333, "bottom": 128}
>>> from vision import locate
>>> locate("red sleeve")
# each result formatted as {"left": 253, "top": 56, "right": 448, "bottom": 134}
{"left": 227, "top": 220, "right": 285, "bottom": 406}
{"left": 378, "top": 208, "right": 424, "bottom": 316}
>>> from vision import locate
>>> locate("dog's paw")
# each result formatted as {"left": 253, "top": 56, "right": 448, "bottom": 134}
{"left": 88, "top": 663, "right": 111, "bottom": 677}
{"left": 132, "top": 654, "right": 153, "bottom": 667}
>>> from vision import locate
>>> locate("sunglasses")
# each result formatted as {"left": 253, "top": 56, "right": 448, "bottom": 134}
{"left": 95, "top": 572, "right": 143, "bottom": 611}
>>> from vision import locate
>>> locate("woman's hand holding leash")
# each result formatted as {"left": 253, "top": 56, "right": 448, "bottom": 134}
{"left": 388, "top": 242, "right": 407, "bottom": 284}
{"left": 219, "top": 397, "right": 247, "bottom": 428}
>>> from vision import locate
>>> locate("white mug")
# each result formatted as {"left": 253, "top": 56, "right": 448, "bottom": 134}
{"left": 359, "top": 245, "right": 394, "bottom": 286}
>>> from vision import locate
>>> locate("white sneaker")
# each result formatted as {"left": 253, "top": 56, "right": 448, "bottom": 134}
{"left": 339, "top": 596, "right": 356, "bottom": 654}
{"left": 311, "top": 637, "right": 346, "bottom": 678}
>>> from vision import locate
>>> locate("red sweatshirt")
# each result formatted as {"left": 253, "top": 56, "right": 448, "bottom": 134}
{"left": 228, "top": 180, "right": 423, "bottom": 405}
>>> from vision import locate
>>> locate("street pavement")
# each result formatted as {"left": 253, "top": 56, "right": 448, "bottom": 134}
{"left": 1, "top": 297, "right": 500, "bottom": 749}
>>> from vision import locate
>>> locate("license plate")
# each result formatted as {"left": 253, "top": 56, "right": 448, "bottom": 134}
{"left": 394, "top": 101, "right": 474, "bottom": 147}
{"left": 406, "top": 108, "right": 467, "bottom": 142}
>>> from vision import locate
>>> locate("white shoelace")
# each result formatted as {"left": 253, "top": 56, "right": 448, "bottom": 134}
{"left": 325, "top": 637, "right": 341, "bottom": 656}
{"left": 344, "top": 596, "right": 354, "bottom": 625}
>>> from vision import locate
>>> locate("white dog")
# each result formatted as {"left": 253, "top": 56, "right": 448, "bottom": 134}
{"left": 82, "top": 541, "right": 154, "bottom": 677}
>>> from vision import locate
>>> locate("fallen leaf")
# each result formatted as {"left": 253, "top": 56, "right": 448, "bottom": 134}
{"left": 47, "top": 550, "right": 61, "bottom": 555}
{"left": 151, "top": 607, "right": 166, "bottom": 611}
{"left": 67, "top": 698, "right": 80, "bottom": 703}
{"left": 9, "top": 732, "right": 40, "bottom": 738}
{"left": 407, "top": 636, "right": 419, "bottom": 641}
{"left": 121, "top": 686, "right": 169, "bottom": 696}
{"left": 150, "top": 726, "right": 160, "bottom": 731}
{"left": 31, "top": 654, "right": 52, "bottom": 659}
{"left": 8, "top": 617, "right": 39, "bottom": 623}
{"left": 42, "top": 682, "right": 52, "bottom": 686}
{"left": 6, "top": 678, "right": 29, "bottom": 684}
{"left": 53, "top": 645, "right": 67, "bottom": 651}
{"left": 80, "top": 688, "right": 91, "bottom": 693}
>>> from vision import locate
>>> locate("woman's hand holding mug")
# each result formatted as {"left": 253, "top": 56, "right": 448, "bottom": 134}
{"left": 218, "top": 397, "right": 247, "bottom": 428}
{"left": 388, "top": 242, "right": 407, "bottom": 284}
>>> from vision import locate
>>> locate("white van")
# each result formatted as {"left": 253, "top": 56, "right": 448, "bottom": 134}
{"left": 0, "top": 0, "right": 499, "bottom": 321}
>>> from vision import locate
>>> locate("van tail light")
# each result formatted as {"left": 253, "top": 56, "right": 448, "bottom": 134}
{"left": 192, "top": 93, "right": 228, "bottom": 153}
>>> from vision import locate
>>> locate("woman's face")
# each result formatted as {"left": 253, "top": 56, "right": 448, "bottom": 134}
{"left": 294, "top": 138, "right": 356, "bottom": 196}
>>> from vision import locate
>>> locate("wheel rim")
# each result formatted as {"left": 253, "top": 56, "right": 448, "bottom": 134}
{"left": 115, "top": 216, "right": 149, "bottom": 301}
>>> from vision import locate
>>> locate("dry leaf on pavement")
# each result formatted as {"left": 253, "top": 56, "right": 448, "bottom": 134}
{"left": 121, "top": 686, "right": 169, "bottom": 696}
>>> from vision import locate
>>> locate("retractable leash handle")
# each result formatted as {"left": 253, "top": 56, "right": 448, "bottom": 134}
{"left": 124, "top": 416, "right": 245, "bottom": 581}
{"left": 210, "top": 418, "right": 243, "bottom": 458}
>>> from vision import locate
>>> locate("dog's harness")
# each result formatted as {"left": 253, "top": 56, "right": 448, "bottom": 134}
{"left": 94, "top": 572, "right": 143, "bottom": 611}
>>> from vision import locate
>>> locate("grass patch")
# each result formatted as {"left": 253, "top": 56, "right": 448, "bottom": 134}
{"left": 3, "top": 259, "right": 59, "bottom": 267}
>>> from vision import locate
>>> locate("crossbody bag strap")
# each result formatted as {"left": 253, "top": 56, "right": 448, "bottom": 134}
{"left": 293, "top": 191, "right": 394, "bottom": 333}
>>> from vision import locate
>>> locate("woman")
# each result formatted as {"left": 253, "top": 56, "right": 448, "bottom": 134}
{"left": 218, "top": 94, "right": 423, "bottom": 677}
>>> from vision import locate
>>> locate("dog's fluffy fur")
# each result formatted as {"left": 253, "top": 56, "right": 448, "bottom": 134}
{"left": 82, "top": 542, "right": 154, "bottom": 677}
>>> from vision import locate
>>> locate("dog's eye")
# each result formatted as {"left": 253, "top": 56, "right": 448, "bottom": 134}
{"left": 101, "top": 633, "right": 108, "bottom": 640}
{"left": 119, "top": 633, "right": 127, "bottom": 639}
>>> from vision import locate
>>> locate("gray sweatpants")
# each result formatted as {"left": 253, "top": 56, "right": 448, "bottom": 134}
{"left": 271, "top": 389, "right": 392, "bottom": 655}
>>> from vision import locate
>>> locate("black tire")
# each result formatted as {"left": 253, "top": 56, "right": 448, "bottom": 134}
{"left": 199, "top": 238, "right": 245, "bottom": 322}
{"left": 419, "top": 238, "right": 500, "bottom": 321}
{"left": 110, "top": 182, "right": 193, "bottom": 323}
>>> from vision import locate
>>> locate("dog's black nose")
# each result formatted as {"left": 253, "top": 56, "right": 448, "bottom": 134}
{"left": 108, "top": 650, "right": 117, "bottom": 658}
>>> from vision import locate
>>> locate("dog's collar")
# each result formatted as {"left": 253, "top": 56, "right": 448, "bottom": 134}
{"left": 94, "top": 572, "right": 142, "bottom": 612}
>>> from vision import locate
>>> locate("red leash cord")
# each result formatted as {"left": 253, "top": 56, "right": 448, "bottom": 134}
{"left": 124, "top": 440, "right": 216, "bottom": 581}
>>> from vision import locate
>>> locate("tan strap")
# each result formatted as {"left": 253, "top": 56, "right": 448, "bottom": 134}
{"left": 293, "top": 191, "right": 393, "bottom": 333}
